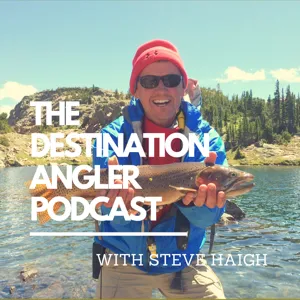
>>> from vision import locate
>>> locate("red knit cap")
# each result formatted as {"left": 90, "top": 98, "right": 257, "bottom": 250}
{"left": 129, "top": 39, "right": 188, "bottom": 95}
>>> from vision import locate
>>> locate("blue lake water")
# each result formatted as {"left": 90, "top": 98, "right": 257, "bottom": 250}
{"left": 0, "top": 166, "right": 299, "bottom": 298}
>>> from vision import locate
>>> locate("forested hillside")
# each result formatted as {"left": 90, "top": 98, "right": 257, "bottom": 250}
{"left": 201, "top": 80, "right": 300, "bottom": 150}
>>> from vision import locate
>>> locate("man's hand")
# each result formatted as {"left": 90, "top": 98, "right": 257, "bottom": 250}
{"left": 182, "top": 152, "right": 226, "bottom": 208}
{"left": 96, "top": 156, "right": 135, "bottom": 209}
{"left": 186, "top": 78, "right": 198, "bottom": 100}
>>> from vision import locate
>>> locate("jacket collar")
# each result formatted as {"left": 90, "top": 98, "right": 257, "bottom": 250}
{"left": 123, "top": 96, "right": 203, "bottom": 133}
{"left": 121, "top": 97, "right": 207, "bottom": 165}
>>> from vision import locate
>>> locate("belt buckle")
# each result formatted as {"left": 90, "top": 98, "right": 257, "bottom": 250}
{"left": 148, "top": 243, "right": 158, "bottom": 258}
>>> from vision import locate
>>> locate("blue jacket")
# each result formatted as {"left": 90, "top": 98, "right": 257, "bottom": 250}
{"left": 92, "top": 97, "right": 228, "bottom": 274}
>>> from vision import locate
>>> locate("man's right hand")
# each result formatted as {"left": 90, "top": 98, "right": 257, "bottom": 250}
{"left": 96, "top": 155, "right": 135, "bottom": 209}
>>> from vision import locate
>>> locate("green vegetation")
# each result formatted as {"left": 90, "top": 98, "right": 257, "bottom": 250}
{"left": 0, "top": 113, "right": 13, "bottom": 133}
{"left": 201, "top": 80, "right": 300, "bottom": 150}
{"left": 114, "top": 89, "right": 120, "bottom": 99}
{"left": 126, "top": 89, "right": 132, "bottom": 99}
{"left": 41, "top": 86, "right": 131, "bottom": 104}
{"left": 233, "top": 147, "right": 245, "bottom": 159}
{"left": 0, "top": 136, "right": 9, "bottom": 147}
{"left": 273, "top": 131, "right": 292, "bottom": 145}
{"left": 38, "top": 125, "right": 52, "bottom": 133}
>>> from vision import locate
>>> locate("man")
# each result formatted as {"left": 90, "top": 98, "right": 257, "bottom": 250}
{"left": 92, "top": 39, "right": 227, "bottom": 298}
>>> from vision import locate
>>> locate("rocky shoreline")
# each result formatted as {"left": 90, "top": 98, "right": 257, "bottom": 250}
{"left": 226, "top": 135, "right": 300, "bottom": 166}
{"left": 0, "top": 131, "right": 92, "bottom": 168}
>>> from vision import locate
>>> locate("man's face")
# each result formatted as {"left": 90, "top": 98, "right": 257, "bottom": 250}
{"left": 134, "top": 61, "right": 185, "bottom": 127}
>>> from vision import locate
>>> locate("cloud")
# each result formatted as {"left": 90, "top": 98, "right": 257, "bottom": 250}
{"left": 270, "top": 68, "right": 300, "bottom": 83}
{"left": 217, "top": 66, "right": 266, "bottom": 83}
{"left": 0, "top": 81, "right": 38, "bottom": 101}
{"left": 0, "top": 105, "right": 14, "bottom": 117}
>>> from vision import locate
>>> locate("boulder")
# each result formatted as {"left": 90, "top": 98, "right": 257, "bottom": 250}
{"left": 32, "top": 281, "right": 64, "bottom": 298}
{"left": 9, "top": 286, "right": 16, "bottom": 295}
{"left": 19, "top": 268, "right": 38, "bottom": 282}
{"left": 0, "top": 160, "right": 5, "bottom": 168}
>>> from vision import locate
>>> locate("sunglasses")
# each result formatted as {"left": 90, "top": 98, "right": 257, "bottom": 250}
{"left": 138, "top": 74, "right": 183, "bottom": 89}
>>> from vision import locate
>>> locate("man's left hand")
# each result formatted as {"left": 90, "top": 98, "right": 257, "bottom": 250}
{"left": 182, "top": 152, "right": 226, "bottom": 208}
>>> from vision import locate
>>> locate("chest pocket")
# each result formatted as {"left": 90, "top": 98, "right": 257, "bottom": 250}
{"left": 174, "top": 207, "right": 190, "bottom": 250}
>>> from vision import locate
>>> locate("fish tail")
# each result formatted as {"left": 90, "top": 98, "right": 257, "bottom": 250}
{"left": 25, "top": 181, "right": 64, "bottom": 225}
{"left": 25, "top": 181, "right": 61, "bottom": 200}
{"left": 25, "top": 181, "right": 49, "bottom": 197}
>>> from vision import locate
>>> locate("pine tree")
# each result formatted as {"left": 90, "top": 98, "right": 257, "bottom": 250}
{"left": 217, "top": 106, "right": 223, "bottom": 133}
{"left": 255, "top": 118, "right": 262, "bottom": 141}
{"left": 286, "top": 85, "right": 296, "bottom": 134}
{"left": 263, "top": 120, "right": 274, "bottom": 143}
{"left": 280, "top": 87, "right": 287, "bottom": 132}
{"left": 296, "top": 94, "right": 300, "bottom": 131}
{"left": 126, "top": 89, "right": 132, "bottom": 99}
{"left": 244, "top": 91, "right": 249, "bottom": 114}
{"left": 237, "top": 119, "right": 243, "bottom": 146}
{"left": 273, "top": 80, "right": 281, "bottom": 133}
{"left": 267, "top": 95, "right": 271, "bottom": 106}
{"left": 114, "top": 89, "right": 120, "bottom": 100}
{"left": 248, "top": 89, "right": 253, "bottom": 117}
{"left": 224, "top": 110, "right": 228, "bottom": 127}
{"left": 226, "top": 125, "right": 231, "bottom": 145}
{"left": 242, "top": 115, "right": 249, "bottom": 146}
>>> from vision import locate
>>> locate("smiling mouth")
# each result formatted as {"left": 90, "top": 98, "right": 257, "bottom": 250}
{"left": 152, "top": 99, "right": 171, "bottom": 107}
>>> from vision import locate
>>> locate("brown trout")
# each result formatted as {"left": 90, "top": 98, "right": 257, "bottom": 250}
{"left": 26, "top": 162, "right": 254, "bottom": 224}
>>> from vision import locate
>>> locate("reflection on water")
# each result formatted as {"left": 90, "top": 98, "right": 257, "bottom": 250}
{"left": 0, "top": 166, "right": 300, "bottom": 298}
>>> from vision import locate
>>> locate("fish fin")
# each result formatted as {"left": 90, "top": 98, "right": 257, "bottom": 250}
{"left": 37, "top": 201, "right": 63, "bottom": 225}
{"left": 169, "top": 185, "right": 197, "bottom": 195}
